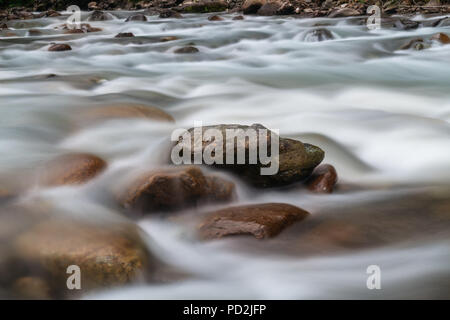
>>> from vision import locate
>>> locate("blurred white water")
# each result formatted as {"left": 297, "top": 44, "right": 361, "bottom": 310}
{"left": 1, "top": 12, "right": 449, "bottom": 299}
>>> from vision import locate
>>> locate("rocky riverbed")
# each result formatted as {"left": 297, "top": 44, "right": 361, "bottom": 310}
{"left": 0, "top": 5, "right": 450, "bottom": 299}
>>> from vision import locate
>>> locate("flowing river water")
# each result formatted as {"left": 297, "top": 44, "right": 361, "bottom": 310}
{"left": 1, "top": 11, "right": 450, "bottom": 299}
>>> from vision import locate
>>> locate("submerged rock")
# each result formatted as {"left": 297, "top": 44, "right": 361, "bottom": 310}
{"left": 115, "top": 32, "right": 135, "bottom": 38}
{"left": 305, "top": 164, "right": 338, "bottom": 194}
{"left": 116, "top": 166, "right": 235, "bottom": 214}
{"left": 399, "top": 38, "right": 429, "bottom": 51}
{"left": 208, "top": 15, "right": 224, "bottom": 21}
{"left": 160, "top": 36, "right": 179, "bottom": 42}
{"left": 173, "top": 124, "right": 324, "bottom": 187}
{"left": 12, "top": 219, "right": 153, "bottom": 298}
{"left": 180, "top": 0, "right": 228, "bottom": 13}
{"left": 87, "top": 10, "right": 115, "bottom": 21}
{"left": 304, "top": 28, "right": 334, "bottom": 42}
{"left": 431, "top": 33, "right": 450, "bottom": 44}
{"left": 125, "top": 14, "right": 147, "bottom": 22}
{"left": 159, "top": 9, "right": 183, "bottom": 19}
{"left": 0, "top": 23, "right": 7, "bottom": 30}
{"left": 38, "top": 153, "right": 107, "bottom": 187}
{"left": 48, "top": 43, "right": 72, "bottom": 52}
{"left": 174, "top": 46, "right": 199, "bottom": 54}
{"left": 232, "top": 15, "right": 244, "bottom": 20}
{"left": 198, "top": 203, "right": 309, "bottom": 239}
{"left": 394, "top": 19, "right": 420, "bottom": 30}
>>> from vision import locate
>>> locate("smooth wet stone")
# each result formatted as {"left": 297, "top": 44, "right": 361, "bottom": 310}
{"left": 180, "top": 0, "right": 228, "bottom": 13}
{"left": 87, "top": 10, "right": 115, "bottom": 21}
{"left": 394, "top": 19, "right": 420, "bottom": 30}
{"left": 48, "top": 43, "right": 72, "bottom": 52}
{"left": 198, "top": 203, "right": 309, "bottom": 239}
{"left": 431, "top": 33, "right": 450, "bottom": 44}
{"left": 159, "top": 9, "right": 183, "bottom": 19}
{"left": 75, "top": 103, "right": 175, "bottom": 125}
{"left": 328, "top": 8, "right": 361, "bottom": 18}
{"left": 208, "top": 15, "right": 224, "bottom": 21}
{"left": 174, "top": 124, "right": 324, "bottom": 187}
{"left": 160, "top": 36, "right": 179, "bottom": 42}
{"left": 13, "top": 219, "right": 152, "bottom": 298}
{"left": 305, "top": 164, "right": 338, "bottom": 194}
{"left": 232, "top": 15, "right": 244, "bottom": 20}
{"left": 115, "top": 32, "right": 135, "bottom": 38}
{"left": 304, "top": 28, "right": 334, "bottom": 42}
{"left": 399, "top": 38, "right": 429, "bottom": 51}
{"left": 38, "top": 153, "right": 107, "bottom": 187}
{"left": 125, "top": 14, "right": 147, "bottom": 22}
{"left": 116, "top": 166, "right": 235, "bottom": 214}
{"left": 174, "top": 46, "right": 199, "bottom": 54}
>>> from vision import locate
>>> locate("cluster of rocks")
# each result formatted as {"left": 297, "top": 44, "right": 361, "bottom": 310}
{"left": 2, "top": 0, "right": 450, "bottom": 22}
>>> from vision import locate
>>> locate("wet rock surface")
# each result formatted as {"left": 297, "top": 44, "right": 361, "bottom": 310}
{"left": 116, "top": 166, "right": 235, "bottom": 214}
{"left": 198, "top": 203, "right": 310, "bottom": 239}
{"left": 38, "top": 153, "right": 107, "bottom": 187}
{"left": 174, "top": 46, "right": 199, "bottom": 54}
{"left": 305, "top": 164, "right": 338, "bottom": 194}
{"left": 12, "top": 219, "right": 152, "bottom": 298}
{"left": 304, "top": 28, "right": 334, "bottom": 42}
{"left": 48, "top": 43, "right": 72, "bottom": 51}
{"left": 115, "top": 32, "right": 135, "bottom": 38}
{"left": 174, "top": 124, "right": 324, "bottom": 187}
{"left": 125, "top": 14, "right": 147, "bottom": 22}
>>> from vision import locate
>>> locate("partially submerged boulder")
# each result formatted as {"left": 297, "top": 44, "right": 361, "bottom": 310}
{"left": 38, "top": 153, "right": 107, "bottom": 187}
{"left": 304, "top": 28, "right": 334, "bottom": 42}
{"left": 198, "top": 203, "right": 309, "bottom": 239}
{"left": 173, "top": 124, "right": 324, "bottom": 187}
{"left": 431, "top": 33, "right": 450, "bottom": 44}
{"left": 305, "top": 164, "right": 338, "bottom": 194}
{"left": 116, "top": 166, "right": 235, "bottom": 214}
{"left": 12, "top": 219, "right": 153, "bottom": 298}
{"left": 125, "top": 14, "right": 147, "bottom": 22}
{"left": 48, "top": 43, "right": 72, "bottom": 52}
{"left": 174, "top": 46, "right": 199, "bottom": 54}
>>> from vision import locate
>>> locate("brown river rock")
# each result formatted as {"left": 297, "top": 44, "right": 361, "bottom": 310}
{"left": 174, "top": 46, "right": 199, "bottom": 54}
{"left": 48, "top": 44, "right": 72, "bottom": 52}
{"left": 431, "top": 33, "right": 450, "bottom": 44}
{"left": 125, "top": 14, "right": 147, "bottom": 22}
{"left": 117, "top": 166, "right": 235, "bottom": 214}
{"left": 198, "top": 203, "right": 309, "bottom": 239}
{"left": 305, "top": 164, "right": 338, "bottom": 193}
{"left": 115, "top": 32, "right": 135, "bottom": 38}
{"left": 39, "top": 153, "right": 107, "bottom": 187}
{"left": 208, "top": 15, "right": 224, "bottom": 21}
{"left": 12, "top": 219, "right": 153, "bottom": 298}
{"left": 174, "top": 124, "right": 324, "bottom": 187}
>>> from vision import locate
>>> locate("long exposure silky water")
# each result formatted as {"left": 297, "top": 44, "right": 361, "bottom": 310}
{"left": 1, "top": 11, "right": 450, "bottom": 299}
